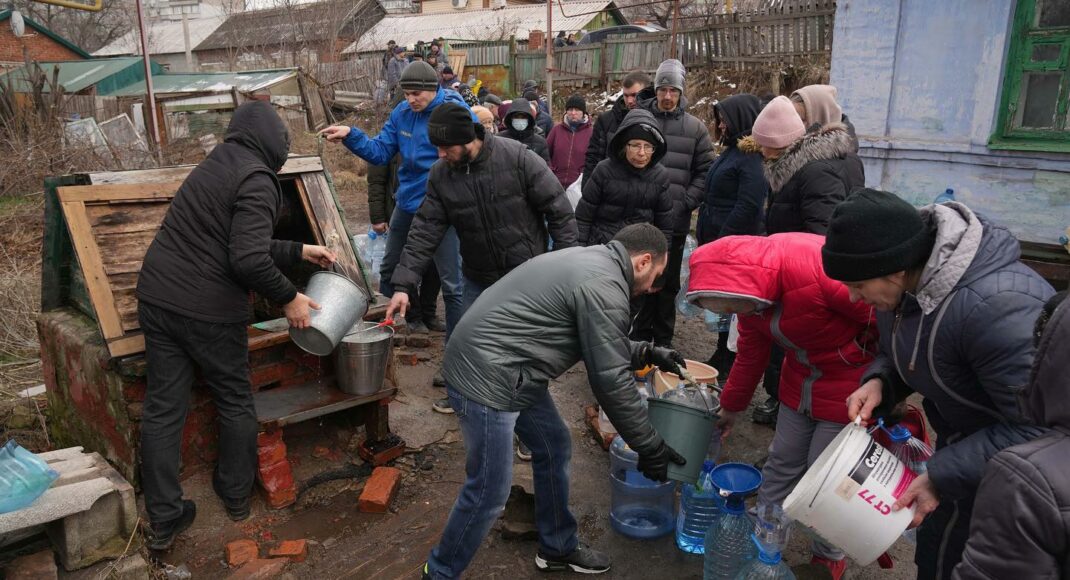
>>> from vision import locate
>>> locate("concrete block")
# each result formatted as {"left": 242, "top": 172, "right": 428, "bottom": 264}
{"left": 269, "top": 539, "right": 307, "bottom": 562}
{"left": 358, "top": 467, "right": 400, "bottom": 513}
{"left": 226, "top": 539, "right": 259, "bottom": 567}
{"left": 0, "top": 448, "right": 138, "bottom": 571}
{"left": 5, "top": 549, "right": 57, "bottom": 580}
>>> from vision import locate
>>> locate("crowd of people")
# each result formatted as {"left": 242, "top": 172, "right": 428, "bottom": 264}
{"left": 134, "top": 44, "right": 1067, "bottom": 580}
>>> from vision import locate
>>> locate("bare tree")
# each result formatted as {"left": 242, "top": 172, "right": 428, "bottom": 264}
{"left": 15, "top": 0, "right": 134, "bottom": 54}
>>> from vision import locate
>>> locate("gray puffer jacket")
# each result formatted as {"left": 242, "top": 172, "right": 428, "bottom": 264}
{"left": 642, "top": 96, "right": 714, "bottom": 234}
{"left": 865, "top": 202, "right": 1054, "bottom": 500}
{"left": 953, "top": 297, "right": 1070, "bottom": 580}
{"left": 442, "top": 241, "right": 664, "bottom": 456}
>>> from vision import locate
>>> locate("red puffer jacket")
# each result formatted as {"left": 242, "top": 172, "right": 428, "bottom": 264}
{"left": 686, "top": 233, "right": 876, "bottom": 424}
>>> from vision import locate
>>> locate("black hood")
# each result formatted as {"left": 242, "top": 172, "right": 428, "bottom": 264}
{"left": 504, "top": 97, "right": 536, "bottom": 138}
{"left": 1026, "top": 293, "right": 1070, "bottom": 431}
{"left": 609, "top": 108, "right": 667, "bottom": 167}
{"left": 224, "top": 100, "right": 290, "bottom": 172}
{"left": 714, "top": 94, "right": 761, "bottom": 147}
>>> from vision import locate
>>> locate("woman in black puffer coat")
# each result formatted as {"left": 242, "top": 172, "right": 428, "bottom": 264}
{"left": 575, "top": 108, "right": 673, "bottom": 245}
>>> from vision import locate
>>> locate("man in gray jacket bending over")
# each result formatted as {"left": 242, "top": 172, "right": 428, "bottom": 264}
{"left": 422, "top": 223, "right": 687, "bottom": 579}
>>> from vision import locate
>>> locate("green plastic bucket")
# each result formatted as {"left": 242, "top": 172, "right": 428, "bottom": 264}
{"left": 646, "top": 398, "right": 717, "bottom": 484}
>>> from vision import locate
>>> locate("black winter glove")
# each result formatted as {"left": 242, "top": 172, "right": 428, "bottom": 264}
{"left": 636, "top": 442, "right": 687, "bottom": 482}
{"left": 650, "top": 345, "right": 686, "bottom": 376}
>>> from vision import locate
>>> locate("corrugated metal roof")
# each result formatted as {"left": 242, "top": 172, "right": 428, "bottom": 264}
{"left": 343, "top": 0, "right": 619, "bottom": 54}
{"left": 94, "top": 9, "right": 225, "bottom": 57}
{"left": 108, "top": 69, "right": 297, "bottom": 96}
{"left": 0, "top": 57, "right": 159, "bottom": 94}
{"left": 194, "top": 0, "right": 366, "bottom": 51}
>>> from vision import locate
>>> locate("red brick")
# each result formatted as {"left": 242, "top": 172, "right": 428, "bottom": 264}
{"left": 0, "top": 23, "right": 85, "bottom": 63}
{"left": 5, "top": 550, "right": 57, "bottom": 580}
{"left": 257, "top": 430, "right": 283, "bottom": 447}
{"left": 312, "top": 446, "right": 331, "bottom": 459}
{"left": 357, "top": 438, "right": 404, "bottom": 466}
{"left": 585, "top": 405, "right": 615, "bottom": 451}
{"left": 225, "top": 539, "right": 259, "bottom": 567}
{"left": 358, "top": 467, "right": 401, "bottom": 513}
{"left": 257, "top": 440, "right": 287, "bottom": 466}
{"left": 257, "top": 460, "right": 296, "bottom": 509}
{"left": 268, "top": 539, "right": 307, "bottom": 562}
{"left": 228, "top": 558, "right": 287, "bottom": 579}
{"left": 395, "top": 351, "right": 420, "bottom": 366}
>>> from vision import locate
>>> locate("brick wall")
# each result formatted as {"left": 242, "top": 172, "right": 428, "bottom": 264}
{"left": 0, "top": 25, "right": 85, "bottom": 63}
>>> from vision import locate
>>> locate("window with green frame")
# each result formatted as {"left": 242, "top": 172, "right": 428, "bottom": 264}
{"left": 991, "top": 0, "right": 1070, "bottom": 152}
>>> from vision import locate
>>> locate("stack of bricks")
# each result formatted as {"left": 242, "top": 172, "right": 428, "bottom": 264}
{"left": 256, "top": 431, "right": 296, "bottom": 509}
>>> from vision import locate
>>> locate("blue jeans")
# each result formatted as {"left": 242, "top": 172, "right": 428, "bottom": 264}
{"left": 379, "top": 207, "right": 464, "bottom": 339}
{"left": 427, "top": 388, "right": 579, "bottom": 578}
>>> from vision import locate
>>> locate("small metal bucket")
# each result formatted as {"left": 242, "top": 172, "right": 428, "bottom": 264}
{"left": 289, "top": 271, "right": 369, "bottom": 356}
{"left": 335, "top": 322, "right": 394, "bottom": 395}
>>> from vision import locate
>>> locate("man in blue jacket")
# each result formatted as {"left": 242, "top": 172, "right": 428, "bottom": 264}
{"left": 321, "top": 61, "right": 469, "bottom": 340}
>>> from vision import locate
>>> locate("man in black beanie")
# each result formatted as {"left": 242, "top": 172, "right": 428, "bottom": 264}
{"left": 822, "top": 188, "right": 1053, "bottom": 579}
{"left": 385, "top": 102, "right": 579, "bottom": 415}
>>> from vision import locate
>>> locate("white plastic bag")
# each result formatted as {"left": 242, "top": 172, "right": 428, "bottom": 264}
{"left": 565, "top": 175, "right": 583, "bottom": 210}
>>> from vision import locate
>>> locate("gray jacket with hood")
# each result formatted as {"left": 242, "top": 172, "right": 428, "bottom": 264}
{"left": 953, "top": 295, "right": 1070, "bottom": 580}
{"left": 865, "top": 202, "right": 1053, "bottom": 501}
{"left": 441, "top": 241, "right": 664, "bottom": 456}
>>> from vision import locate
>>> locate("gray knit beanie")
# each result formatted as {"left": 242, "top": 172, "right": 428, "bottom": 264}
{"left": 654, "top": 59, "right": 686, "bottom": 93}
{"left": 399, "top": 61, "right": 440, "bottom": 91}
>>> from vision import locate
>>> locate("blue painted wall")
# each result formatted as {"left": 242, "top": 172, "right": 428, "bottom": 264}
{"left": 830, "top": 0, "right": 1069, "bottom": 244}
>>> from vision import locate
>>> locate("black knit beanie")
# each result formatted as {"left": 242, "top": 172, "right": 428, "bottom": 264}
{"left": 427, "top": 103, "right": 476, "bottom": 146}
{"left": 399, "top": 61, "right": 440, "bottom": 91}
{"left": 565, "top": 94, "right": 586, "bottom": 114}
{"left": 821, "top": 188, "right": 936, "bottom": 282}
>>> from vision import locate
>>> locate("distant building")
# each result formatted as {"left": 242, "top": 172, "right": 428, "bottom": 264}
{"left": 93, "top": 4, "right": 225, "bottom": 73}
{"left": 0, "top": 9, "right": 90, "bottom": 72}
{"left": 832, "top": 0, "right": 1070, "bottom": 251}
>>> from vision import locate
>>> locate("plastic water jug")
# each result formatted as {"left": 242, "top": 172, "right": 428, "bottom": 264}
{"left": 676, "top": 460, "right": 721, "bottom": 553}
{"left": 0, "top": 440, "right": 58, "bottom": 514}
{"left": 934, "top": 188, "right": 955, "bottom": 204}
{"left": 609, "top": 435, "right": 675, "bottom": 539}
{"left": 676, "top": 235, "right": 703, "bottom": 318}
{"left": 600, "top": 375, "right": 652, "bottom": 434}
{"left": 734, "top": 504, "right": 795, "bottom": 579}
{"left": 703, "top": 463, "right": 762, "bottom": 580}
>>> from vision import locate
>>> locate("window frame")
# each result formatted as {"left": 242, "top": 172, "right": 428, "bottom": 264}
{"left": 990, "top": 0, "right": 1070, "bottom": 153}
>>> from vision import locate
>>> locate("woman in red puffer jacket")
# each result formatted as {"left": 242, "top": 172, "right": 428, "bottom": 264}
{"left": 685, "top": 232, "right": 875, "bottom": 579}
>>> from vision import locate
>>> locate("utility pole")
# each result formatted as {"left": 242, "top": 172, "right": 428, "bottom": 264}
{"left": 135, "top": 0, "right": 162, "bottom": 162}
{"left": 182, "top": 12, "right": 193, "bottom": 70}
{"left": 545, "top": 0, "right": 553, "bottom": 117}
{"left": 669, "top": 0, "right": 680, "bottom": 59}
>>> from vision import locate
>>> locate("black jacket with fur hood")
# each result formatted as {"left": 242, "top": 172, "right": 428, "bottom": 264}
{"left": 743, "top": 123, "right": 864, "bottom": 235}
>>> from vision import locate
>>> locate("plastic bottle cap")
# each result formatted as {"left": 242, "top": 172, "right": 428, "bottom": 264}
{"left": 888, "top": 425, "right": 913, "bottom": 444}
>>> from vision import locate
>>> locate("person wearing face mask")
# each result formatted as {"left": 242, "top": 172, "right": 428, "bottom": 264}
{"left": 545, "top": 94, "right": 593, "bottom": 189}
{"left": 576, "top": 108, "right": 672, "bottom": 246}
{"left": 501, "top": 97, "right": 550, "bottom": 164}
{"left": 421, "top": 223, "right": 688, "bottom": 579}
{"left": 685, "top": 232, "right": 876, "bottom": 580}
{"left": 583, "top": 71, "right": 653, "bottom": 189}
{"left": 822, "top": 188, "right": 1053, "bottom": 579}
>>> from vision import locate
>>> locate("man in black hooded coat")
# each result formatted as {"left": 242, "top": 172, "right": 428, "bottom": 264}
{"left": 502, "top": 97, "right": 550, "bottom": 164}
{"left": 136, "top": 101, "right": 335, "bottom": 549}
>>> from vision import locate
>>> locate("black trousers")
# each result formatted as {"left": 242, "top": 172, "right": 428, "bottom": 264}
{"left": 915, "top": 496, "right": 974, "bottom": 579}
{"left": 407, "top": 264, "right": 442, "bottom": 325}
{"left": 763, "top": 344, "right": 784, "bottom": 400}
{"left": 138, "top": 301, "right": 258, "bottom": 523}
{"left": 631, "top": 234, "right": 685, "bottom": 347}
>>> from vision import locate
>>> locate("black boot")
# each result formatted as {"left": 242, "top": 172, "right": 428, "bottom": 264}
{"left": 147, "top": 499, "right": 196, "bottom": 551}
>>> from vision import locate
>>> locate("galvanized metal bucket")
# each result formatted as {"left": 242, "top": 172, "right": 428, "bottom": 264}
{"left": 335, "top": 322, "right": 393, "bottom": 395}
{"left": 289, "top": 271, "right": 369, "bottom": 356}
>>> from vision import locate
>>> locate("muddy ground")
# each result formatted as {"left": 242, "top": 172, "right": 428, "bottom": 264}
{"left": 133, "top": 176, "right": 919, "bottom": 580}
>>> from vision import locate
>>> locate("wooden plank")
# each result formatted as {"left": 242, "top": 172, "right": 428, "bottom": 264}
{"left": 61, "top": 200, "right": 125, "bottom": 341}
{"left": 107, "top": 333, "right": 144, "bottom": 358}
{"left": 86, "top": 202, "right": 169, "bottom": 236}
{"left": 58, "top": 182, "right": 183, "bottom": 203}
{"left": 279, "top": 155, "right": 323, "bottom": 176}
{"left": 301, "top": 173, "right": 372, "bottom": 296}
{"left": 293, "top": 178, "right": 325, "bottom": 245}
{"left": 88, "top": 166, "right": 194, "bottom": 185}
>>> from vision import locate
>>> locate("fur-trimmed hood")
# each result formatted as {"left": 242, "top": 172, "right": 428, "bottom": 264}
{"left": 754, "top": 123, "right": 856, "bottom": 193}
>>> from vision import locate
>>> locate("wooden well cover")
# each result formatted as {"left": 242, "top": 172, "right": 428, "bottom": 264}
{"left": 56, "top": 156, "right": 370, "bottom": 358}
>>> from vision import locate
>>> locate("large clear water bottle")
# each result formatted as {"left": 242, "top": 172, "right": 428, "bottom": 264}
{"left": 676, "top": 459, "right": 721, "bottom": 553}
{"left": 366, "top": 229, "right": 387, "bottom": 286}
{"left": 676, "top": 235, "right": 703, "bottom": 318}
{"left": 703, "top": 463, "right": 762, "bottom": 580}
{"left": 735, "top": 504, "right": 795, "bottom": 580}
{"left": 609, "top": 435, "right": 675, "bottom": 539}
{"left": 934, "top": 188, "right": 955, "bottom": 204}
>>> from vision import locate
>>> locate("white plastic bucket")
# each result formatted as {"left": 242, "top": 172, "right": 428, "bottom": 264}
{"left": 783, "top": 420, "right": 916, "bottom": 565}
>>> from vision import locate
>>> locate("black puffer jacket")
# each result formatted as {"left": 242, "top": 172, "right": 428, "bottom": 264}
{"left": 641, "top": 96, "right": 715, "bottom": 234}
{"left": 756, "top": 123, "right": 864, "bottom": 235}
{"left": 583, "top": 86, "right": 656, "bottom": 189}
{"left": 696, "top": 94, "right": 767, "bottom": 244}
{"left": 137, "top": 101, "right": 302, "bottom": 323}
{"left": 502, "top": 98, "right": 550, "bottom": 164}
{"left": 576, "top": 109, "right": 672, "bottom": 245}
{"left": 443, "top": 241, "right": 664, "bottom": 456}
{"left": 391, "top": 132, "right": 578, "bottom": 291}
{"left": 953, "top": 294, "right": 1069, "bottom": 580}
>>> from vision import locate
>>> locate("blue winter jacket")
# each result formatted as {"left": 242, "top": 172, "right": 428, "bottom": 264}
{"left": 865, "top": 202, "right": 1053, "bottom": 501}
{"left": 341, "top": 88, "right": 472, "bottom": 214}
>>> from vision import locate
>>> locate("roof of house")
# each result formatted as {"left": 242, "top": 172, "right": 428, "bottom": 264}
{"left": 194, "top": 0, "right": 376, "bottom": 52}
{"left": 94, "top": 7, "right": 226, "bottom": 57}
{"left": 0, "top": 9, "right": 92, "bottom": 59}
{"left": 0, "top": 57, "right": 163, "bottom": 94}
{"left": 108, "top": 68, "right": 298, "bottom": 96}
{"left": 342, "top": 0, "right": 624, "bottom": 54}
